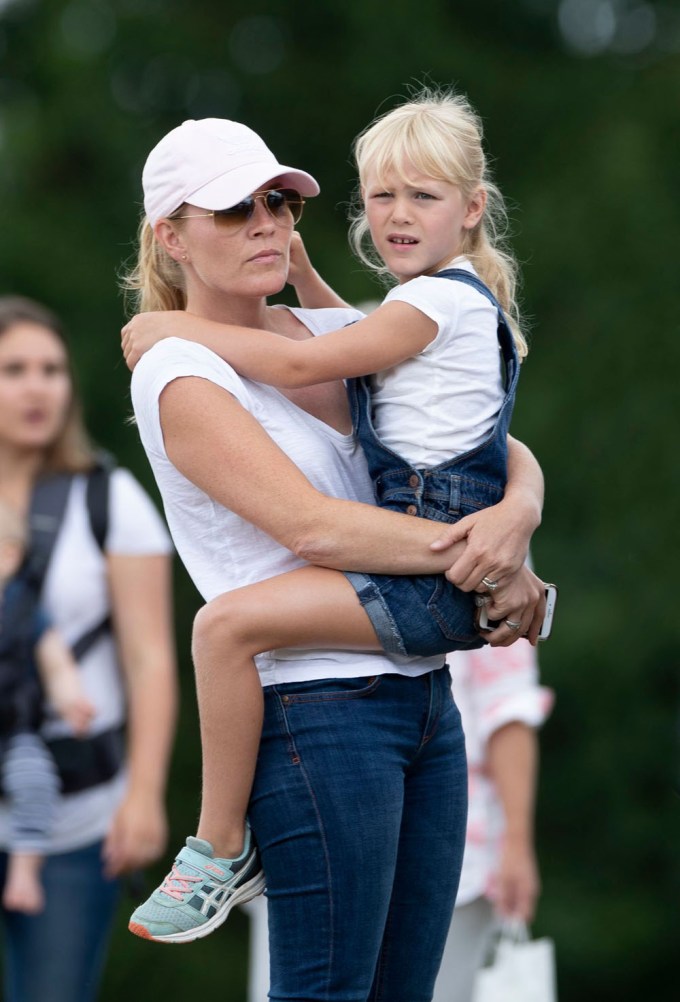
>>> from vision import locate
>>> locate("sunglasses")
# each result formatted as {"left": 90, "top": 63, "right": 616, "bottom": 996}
{"left": 173, "top": 188, "right": 305, "bottom": 233}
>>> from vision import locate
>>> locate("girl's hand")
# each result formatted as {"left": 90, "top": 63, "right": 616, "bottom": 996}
{"left": 287, "top": 232, "right": 350, "bottom": 310}
{"left": 121, "top": 311, "right": 190, "bottom": 370}
{"left": 286, "top": 231, "right": 315, "bottom": 290}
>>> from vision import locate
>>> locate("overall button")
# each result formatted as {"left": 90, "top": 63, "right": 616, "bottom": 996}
{"left": 406, "top": 504, "right": 418, "bottom": 515}
{"left": 408, "top": 474, "right": 419, "bottom": 488}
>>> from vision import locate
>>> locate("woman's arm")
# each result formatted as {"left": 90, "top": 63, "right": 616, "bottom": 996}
{"left": 486, "top": 722, "right": 540, "bottom": 922}
{"left": 102, "top": 552, "right": 178, "bottom": 877}
{"left": 159, "top": 376, "right": 545, "bottom": 640}
{"left": 162, "top": 375, "right": 464, "bottom": 574}
{"left": 122, "top": 300, "right": 436, "bottom": 383}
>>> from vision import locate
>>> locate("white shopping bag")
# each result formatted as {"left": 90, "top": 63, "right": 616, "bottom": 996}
{"left": 472, "top": 921, "right": 557, "bottom": 1002}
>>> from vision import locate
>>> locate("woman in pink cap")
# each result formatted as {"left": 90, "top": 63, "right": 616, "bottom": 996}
{"left": 124, "top": 116, "right": 545, "bottom": 1001}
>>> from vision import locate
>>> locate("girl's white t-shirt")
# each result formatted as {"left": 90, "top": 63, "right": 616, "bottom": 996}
{"left": 372, "top": 257, "right": 505, "bottom": 467}
{"left": 0, "top": 469, "right": 173, "bottom": 854}
{"left": 130, "top": 306, "right": 440, "bottom": 687}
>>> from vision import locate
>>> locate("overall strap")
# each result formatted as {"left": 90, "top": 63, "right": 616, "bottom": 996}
{"left": 435, "top": 267, "right": 504, "bottom": 311}
{"left": 434, "top": 267, "right": 519, "bottom": 394}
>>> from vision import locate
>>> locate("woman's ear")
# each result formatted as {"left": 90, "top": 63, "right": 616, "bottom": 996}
{"left": 154, "top": 219, "right": 187, "bottom": 262}
{"left": 464, "top": 187, "right": 487, "bottom": 230}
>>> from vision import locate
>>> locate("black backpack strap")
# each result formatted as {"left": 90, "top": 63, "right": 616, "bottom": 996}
{"left": 25, "top": 462, "right": 113, "bottom": 660}
{"left": 24, "top": 474, "right": 74, "bottom": 592}
{"left": 86, "top": 451, "right": 114, "bottom": 553}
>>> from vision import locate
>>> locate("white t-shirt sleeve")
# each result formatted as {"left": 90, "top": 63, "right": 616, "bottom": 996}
{"left": 106, "top": 467, "right": 173, "bottom": 555}
{"left": 131, "top": 337, "right": 253, "bottom": 460}
{"left": 383, "top": 276, "right": 463, "bottom": 351}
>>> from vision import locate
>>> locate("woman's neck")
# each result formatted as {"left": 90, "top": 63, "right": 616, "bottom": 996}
{"left": 184, "top": 290, "right": 283, "bottom": 333}
{"left": 0, "top": 445, "right": 45, "bottom": 513}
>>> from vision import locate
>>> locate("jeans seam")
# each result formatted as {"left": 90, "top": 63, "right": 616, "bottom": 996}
{"left": 369, "top": 897, "right": 394, "bottom": 1002}
{"left": 273, "top": 691, "right": 335, "bottom": 998}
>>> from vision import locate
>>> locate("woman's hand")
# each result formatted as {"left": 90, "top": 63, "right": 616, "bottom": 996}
{"left": 430, "top": 495, "right": 547, "bottom": 644}
{"left": 488, "top": 835, "right": 540, "bottom": 923}
{"left": 103, "top": 791, "right": 168, "bottom": 877}
{"left": 430, "top": 496, "right": 537, "bottom": 593}
{"left": 479, "top": 565, "right": 547, "bottom": 646}
{"left": 121, "top": 311, "right": 190, "bottom": 370}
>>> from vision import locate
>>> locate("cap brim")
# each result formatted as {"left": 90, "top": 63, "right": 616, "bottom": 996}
{"left": 186, "top": 161, "right": 320, "bottom": 211}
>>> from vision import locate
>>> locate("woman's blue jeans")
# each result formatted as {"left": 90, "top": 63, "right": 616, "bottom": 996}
{"left": 249, "top": 666, "right": 468, "bottom": 1002}
{"left": 0, "top": 840, "right": 120, "bottom": 1002}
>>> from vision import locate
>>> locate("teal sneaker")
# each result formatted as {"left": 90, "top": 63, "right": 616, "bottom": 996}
{"left": 128, "top": 828, "right": 265, "bottom": 944}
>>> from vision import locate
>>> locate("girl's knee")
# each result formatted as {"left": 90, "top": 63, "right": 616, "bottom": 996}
{"left": 192, "top": 591, "right": 262, "bottom": 660}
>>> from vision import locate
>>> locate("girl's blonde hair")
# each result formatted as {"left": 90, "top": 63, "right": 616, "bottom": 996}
{"left": 121, "top": 216, "right": 187, "bottom": 316}
{"left": 0, "top": 296, "right": 95, "bottom": 473}
{"left": 349, "top": 89, "right": 527, "bottom": 357}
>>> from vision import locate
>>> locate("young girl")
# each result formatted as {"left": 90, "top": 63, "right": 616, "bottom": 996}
{"left": 126, "top": 90, "right": 544, "bottom": 944}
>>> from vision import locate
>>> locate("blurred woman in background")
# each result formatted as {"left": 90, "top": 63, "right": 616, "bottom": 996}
{"left": 0, "top": 296, "right": 177, "bottom": 1002}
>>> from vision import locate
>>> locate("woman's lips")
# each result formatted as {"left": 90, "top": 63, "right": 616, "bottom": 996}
{"left": 248, "top": 249, "right": 282, "bottom": 264}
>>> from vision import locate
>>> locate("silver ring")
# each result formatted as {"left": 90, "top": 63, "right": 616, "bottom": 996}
{"left": 481, "top": 576, "right": 499, "bottom": 592}
{"left": 504, "top": 618, "right": 522, "bottom": 632}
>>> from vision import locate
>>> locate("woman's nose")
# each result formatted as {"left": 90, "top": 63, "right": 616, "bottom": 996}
{"left": 248, "top": 198, "right": 277, "bottom": 234}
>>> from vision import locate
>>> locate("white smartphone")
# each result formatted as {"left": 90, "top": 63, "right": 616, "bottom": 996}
{"left": 476, "top": 584, "right": 558, "bottom": 641}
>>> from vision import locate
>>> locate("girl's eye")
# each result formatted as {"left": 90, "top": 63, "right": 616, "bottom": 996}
{"left": 371, "top": 191, "right": 393, "bottom": 199}
{"left": 414, "top": 192, "right": 436, "bottom": 200}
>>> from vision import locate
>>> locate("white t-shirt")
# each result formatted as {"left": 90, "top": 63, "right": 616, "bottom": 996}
{"left": 372, "top": 257, "right": 505, "bottom": 467}
{"left": 0, "top": 468, "right": 172, "bottom": 854}
{"left": 130, "top": 306, "right": 440, "bottom": 688}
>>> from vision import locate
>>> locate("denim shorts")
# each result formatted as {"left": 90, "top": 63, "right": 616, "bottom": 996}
{"left": 344, "top": 569, "right": 486, "bottom": 657}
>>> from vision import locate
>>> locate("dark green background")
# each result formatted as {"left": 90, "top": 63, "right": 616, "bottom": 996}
{"left": 1, "top": 0, "right": 678, "bottom": 998}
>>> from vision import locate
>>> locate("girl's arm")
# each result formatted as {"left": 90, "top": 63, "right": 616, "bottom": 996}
{"left": 286, "top": 232, "right": 351, "bottom": 310}
{"left": 123, "top": 300, "right": 437, "bottom": 382}
{"left": 158, "top": 376, "right": 546, "bottom": 641}
{"left": 102, "top": 552, "right": 178, "bottom": 877}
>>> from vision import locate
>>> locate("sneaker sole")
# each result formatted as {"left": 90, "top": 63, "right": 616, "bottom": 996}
{"left": 128, "top": 870, "right": 266, "bottom": 944}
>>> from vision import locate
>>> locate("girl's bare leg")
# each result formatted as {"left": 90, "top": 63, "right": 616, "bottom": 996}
{"left": 191, "top": 565, "right": 380, "bottom": 859}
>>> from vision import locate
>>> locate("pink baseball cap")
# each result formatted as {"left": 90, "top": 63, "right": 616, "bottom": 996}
{"left": 142, "top": 118, "right": 320, "bottom": 226}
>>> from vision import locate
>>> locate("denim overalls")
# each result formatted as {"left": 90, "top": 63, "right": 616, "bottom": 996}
{"left": 344, "top": 268, "right": 520, "bottom": 656}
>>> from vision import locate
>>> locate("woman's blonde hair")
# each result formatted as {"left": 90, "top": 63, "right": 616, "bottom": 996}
{"left": 121, "top": 216, "right": 187, "bottom": 315}
{"left": 349, "top": 88, "right": 527, "bottom": 357}
{"left": 0, "top": 296, "right": 95, "bottom": 473}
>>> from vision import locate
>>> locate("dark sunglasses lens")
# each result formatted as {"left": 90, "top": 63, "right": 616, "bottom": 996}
{"left": 267, "top": 189, "right": 304, "bottom": 223}
{"left": 213, "top": 200, "right": 255, "bottom": 230}
{"left": 212, "top": 190, "right": 304, "bottom": 230}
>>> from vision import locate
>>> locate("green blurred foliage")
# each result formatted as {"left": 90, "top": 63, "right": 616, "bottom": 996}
{"left": 0, "top": 0, "right": 678, "bottom": 998}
